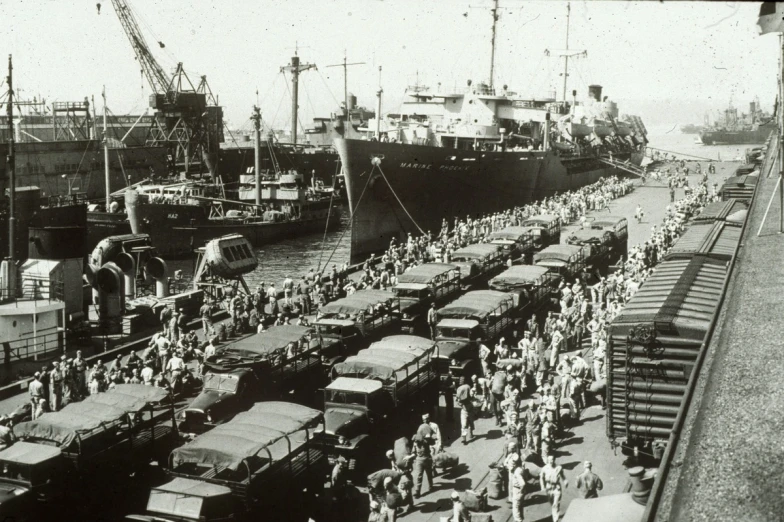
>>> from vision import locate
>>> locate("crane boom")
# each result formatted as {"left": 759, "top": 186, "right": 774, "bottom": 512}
{"left": 109, "top": 0, "right": 171, "bottom": 95}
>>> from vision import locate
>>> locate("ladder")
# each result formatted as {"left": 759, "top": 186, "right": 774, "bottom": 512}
{"left": 597, "top": 156, "right": 646, "bottom": 178}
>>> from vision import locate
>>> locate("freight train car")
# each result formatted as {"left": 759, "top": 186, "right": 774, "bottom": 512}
{"left": 606, "top": 256, "right": 732, "bottom": 458}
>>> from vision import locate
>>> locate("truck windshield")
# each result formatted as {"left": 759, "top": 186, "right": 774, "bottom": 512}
{"left": 0, "top": 461, "right": 31, "bottom": 482}
{"left": 327, "top": 390, "right": 367, "bottom": 406}
{"left": 437, "top": 327, "right": 474, "bottom": 340}
{"left": 203, "top": 374, "right": 239, "bottom": 393}
{"left": 148, "top": 490, "right": 203, "bottom": 519}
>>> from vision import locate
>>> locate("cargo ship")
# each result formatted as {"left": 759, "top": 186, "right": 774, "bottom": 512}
{"left": 699, "top": 99, "right": 775, "bottom": 145}
{"left": 336, "top": 5, "right": 646, "bottom": 263}
{"left": 680, "top": 123, "right": 703, "bottom": 134}
{"left": 87, "top": 172, "right": 341, "bottom": 257}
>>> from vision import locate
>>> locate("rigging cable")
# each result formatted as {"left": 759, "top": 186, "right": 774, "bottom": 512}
{"left": 376, "top": 164, "right": 425, "bottom": 235}
{"left": 319, "top": 164, "right": 375, "bottom": 270}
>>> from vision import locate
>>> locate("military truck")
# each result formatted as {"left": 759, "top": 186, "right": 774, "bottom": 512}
{"left": 392, "top": 262, "right": 461, "bottom": 334}
{"left": 434, "top": 290, "right": 518, "bottom": 388}
{"left": 322, "top": 335, "right": 439, "bottom": 471}
{"left": 449, "top": 243, "right": 508, "bottom": 284}
{"left": 2, "top": 385, "right": 174, "bottom": 519}
{"left": 313, "top": 289, "right": 400, "bottom": 353}
{"left": 489, "top": 265, "right": 561, "bottom": 319}
{"left": 129, "top": 402, "right": 325, "bottom": 522}
{"left": 488, "top": 225, "right": 537, "bottom": 264}
{"left": 181, "top": 325, "right": 334, "bottom": 434}
{"left": 521, "top": 214, "right": 561, "bottom": 250}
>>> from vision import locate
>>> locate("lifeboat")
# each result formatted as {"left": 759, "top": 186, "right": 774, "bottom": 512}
{"left": 591, "top": 120, "right": 613, "bottom": 138}
{"left": 203, "top": 234, "right": 259, "bottom": 278}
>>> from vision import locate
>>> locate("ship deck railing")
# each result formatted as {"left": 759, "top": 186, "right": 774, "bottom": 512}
{"left": 0, "top": 275, "right": 65, "bottom": 304}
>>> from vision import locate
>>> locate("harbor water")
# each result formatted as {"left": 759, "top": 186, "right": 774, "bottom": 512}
{"left": 169, "top": 130, "right": 761, "bottom": 289}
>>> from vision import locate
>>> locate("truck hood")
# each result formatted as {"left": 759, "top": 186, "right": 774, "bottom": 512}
{"left": 437, "top": 340, "right": 471, "bottom": 359}
{"left": 325, "top": 407, "right": 367, "bottom": 436}
{"left": 187, "top": 389, "right": 233, "bottom": 414}
{"left": 0, "top": 482, "right": 30, "bottom": 510}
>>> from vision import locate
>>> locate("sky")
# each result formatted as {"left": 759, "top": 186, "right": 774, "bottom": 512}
{"left": 3, "top": 0, "right": 780, "bottom": 134}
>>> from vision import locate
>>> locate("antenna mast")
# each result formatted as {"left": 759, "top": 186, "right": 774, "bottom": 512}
{"left": 562, "top": 2, "right": 571, "bottom": 102}
{"left": 489, "top": 0, "right": 499, "bottom": 88}
{"left": 6, "top": 55, "right": 15, "bottom": 267}
{"left": 326, "top": 52, "right": 365, "bottom": 124}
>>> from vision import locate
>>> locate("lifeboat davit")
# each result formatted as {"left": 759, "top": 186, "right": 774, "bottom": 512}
{"left": 203, "top": 234, "right": 259, "bottom": 278}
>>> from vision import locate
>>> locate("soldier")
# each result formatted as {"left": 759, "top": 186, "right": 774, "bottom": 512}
{"left": 540, "top": 455, "right": 567, "bottom": 522}
{"left": 28, "top": 372, "right": 44, "bottom": 412}
{"left": 504, "top": 449, "right": 520, "bottom": 504}
{"left": 456, "top": 382, "right": 475, "bottom": 444}
{"left": 411, "top": 435, "right": 433, "bottom": 498}
{"left": 427, "top": 303, "right": 438, "bottom": 340}
{"left": 575, "top": 461, "right": 604, "bottom": 498}
{"left": 449, "top": 491, "right": 471, "bottom": 522}
{"left": 511, "top": 458, "right": 526, "bottom": 522}
{"left": 49, "top": 361, "right": 63, "bottom": 411}
{"left": 541, "top": 416, "right": 555, "bottom": 460}
{"left": 526, "top": 400, "right": 542, "bottom": 453}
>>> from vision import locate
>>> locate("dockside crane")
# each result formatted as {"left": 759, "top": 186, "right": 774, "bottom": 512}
{"left": 108, "top": 0, "right": 223, "bottom": 176}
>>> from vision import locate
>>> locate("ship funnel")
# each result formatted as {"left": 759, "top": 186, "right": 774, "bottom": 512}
{"left": 125, "top": 188, "right": 140, "bottom": 234}
{"left": 115, "top": 252, "right": 136, "bottom": 300}
{"left": 588, "top": 84, "right": 603, "bottom": 102}
{"left": 144, "top": 257, "right": 168, "bottom": 298}
{"left": 96, "top": 262, "right": 125, "bottom": 322}
{"left": 347, "top": 93, "right": 357, "bottom": 111}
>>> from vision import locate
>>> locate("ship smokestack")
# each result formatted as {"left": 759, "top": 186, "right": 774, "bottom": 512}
{"left": 543, "top": 112, "right": 551, "bottom": 151}
{"left": 588, "top": 84, "right": 603, "bottom": 102}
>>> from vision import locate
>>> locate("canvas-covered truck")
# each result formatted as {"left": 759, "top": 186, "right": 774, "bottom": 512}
{"left": 181, "top": 325, "right": 334, "bottom": 434}
{"left": 591, "top": 215, "right": 629, "bottom": 263}
{"left": 533, "top": 244, "right": 586, "bottom": 281}
{"left": 487, "top": 225, "right": 537, "bottom": 264}
{"left": 434, "top": 290, "right": 518, "bottom": 388}
{"left": 449, "top": 243, "right": 507, "bottom": 284}
{"left": 3, "top": 385, "right": 174, "bottom": 519}
{"left": 521, "top": 214, "right": 561, "bottom": 250}
{"left": 489, "top": 265, "right": 561, "bottom": 319}
{"left": 313, "top": 289, "right": 400, "bottom": 352}
{"left": 392, "top": 262, "right": 461, "bottom": 334}
{"left": 128, "top": 402, "right": 325, "bottom": 522}
{"left": 565, "top": 228, "right": 620, "bottom": 280}
{"left": 322, "top": 335, "right": 439, "bottom": 471}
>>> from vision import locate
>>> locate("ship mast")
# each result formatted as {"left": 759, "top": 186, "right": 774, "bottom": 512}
{"left": 489, "top": 0, "right": 499, "bottom": 88}
{"left": 281, "top": 50, "right": 316, "bottom": 146}
{"left": 6, "top": 55, "right": 15, "bottom": 271}
{"left": 562, "top": 2, "right": 571, "bottom": 102}
{"left": 326, "top": 52, "right": 365, "bottom": 126}
{"left": 103, "top": 86, "right": 110, "bottom": 209}
{"left": 252, "top": 105, "right": 261, "bottom": 206}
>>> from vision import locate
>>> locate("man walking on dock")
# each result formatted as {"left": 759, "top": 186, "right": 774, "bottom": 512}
{"left": 541, "top": 455, "right": 567, "bottom": 522}
{"left": 575, "top": 461, "right": 604, "bottom": 498}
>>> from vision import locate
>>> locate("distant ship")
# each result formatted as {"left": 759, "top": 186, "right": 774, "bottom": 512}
{"left": 680, "top": 124, "right": 703, "bottom": 134}
{"left": 336, "top": 5, "right": 647, "bottom": 263}
{"left": 699, "top": 99, "right": 775, "bottom": 145}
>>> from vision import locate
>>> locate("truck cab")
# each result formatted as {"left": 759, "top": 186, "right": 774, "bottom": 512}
{"left": 0, "top": 442, "right": 69, "bottom": 517}
{"left": 127, "top": 477, "right": 237, "bottom": 522}
{"left": 322, "top": 378, "right": 391, "bottom": 465}
{"left": 434, "top": 319, "right": 482, "bottom": 389}
{"left": 392, "top": 263, "right": 461, "bottom": 334}
{"left": 313, "top": 290, "right": 400, "bottom": 352}
{"left": 179, "top": 370, "right": 255, "bottom": 435}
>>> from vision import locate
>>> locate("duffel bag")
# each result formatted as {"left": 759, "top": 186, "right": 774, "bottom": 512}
{"left": 367, "top": 469, "right": 401, "bottom": 490}
{"left": 433, "top": 450, "right": 459, "bottom": 470}
{"left": 463, "top": 486, "right": 488, "bottom": 512}
{"left": 394, "top": 437, "right": 412, "bottom": 468}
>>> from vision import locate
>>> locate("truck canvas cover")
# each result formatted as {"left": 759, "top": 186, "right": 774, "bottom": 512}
{"left": 333, "top": 339, "right": 435, "bottom": 384}
{"left": 14, "top": 385, "right": 169, "bottom": 448}
{"left": 534, "top": 244, "right": 583, "bottom": 265}
{"left": 566, "top": 229, "right": 609, "bottom": 245}
{"left": 490, "top": 265, "right": 550, "bottom": 291}
{"left": 215, "top": 325, "right": 311, "bottom": 358}
{"left": 171, "top": 401, "right": 322, "bottom": 472}
{"left": 438, "top": 290, "right": 513, "bottom": 321}
{"left": 591, "top": 215, "right": 627, "bottom": 230}
{"left": 452, "top": 243, "right": 501, "bottom": 260}
{"left": 523, "top": 214, "right": 558, "bottom": 226}
{"left": 396, "top": 263, "right": 458, "bottom": 284}
{"left": 0, "top": 441, "right": 62, "bottom": 465}
{"left": 319, "top": 290, "right": 394, "bottom": 316}
{"left": 488, "top": 226, "right": 532, "bottom": 242}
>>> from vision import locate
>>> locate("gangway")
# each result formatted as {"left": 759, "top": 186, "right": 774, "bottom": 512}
{"left": 598, "top": 155, "right": 646, "bottom": 178}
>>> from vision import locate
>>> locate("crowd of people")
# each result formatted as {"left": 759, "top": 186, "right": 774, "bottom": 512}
{"left": 352, "top": 162, "right": 720, "bottom": 522}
